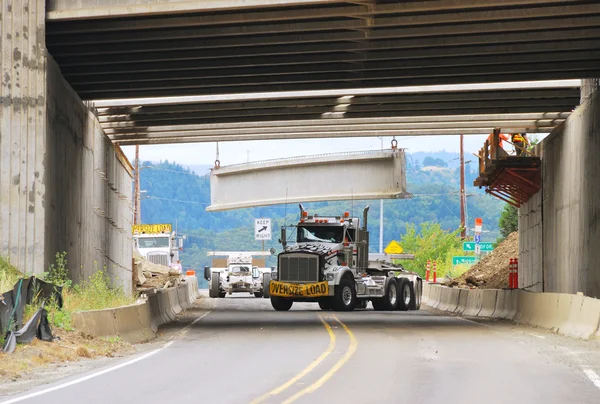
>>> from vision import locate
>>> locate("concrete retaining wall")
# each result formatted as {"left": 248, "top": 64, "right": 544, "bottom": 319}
{"left": 73, "top": 278, "right": 201, "bottom": 343}
{"left": 46, "top": 56, "right": 133, "bottom": 291}
{"left": 423, "top": 283, "right": 600, "bottom": 340}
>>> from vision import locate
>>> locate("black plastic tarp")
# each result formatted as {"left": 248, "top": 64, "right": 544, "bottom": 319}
{"left": 1, "top": 277, "right": 62, "bottom": 353}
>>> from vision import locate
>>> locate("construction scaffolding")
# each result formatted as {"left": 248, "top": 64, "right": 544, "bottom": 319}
{"left": 474, "top": 128, "right": 541, "bottom": 207}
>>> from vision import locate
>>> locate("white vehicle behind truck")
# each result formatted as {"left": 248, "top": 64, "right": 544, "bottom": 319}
{"left": 133, "top": 223, "right": 185, "bottom": 270}
{"left": 204, "top": 251, "right": 273, "bottom": 298}
{"left": 265, "top": 205, "right": 422, "bottom": 312}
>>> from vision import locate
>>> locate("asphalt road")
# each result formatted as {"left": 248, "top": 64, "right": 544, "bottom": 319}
{"left": 2, "top": 292, "right": 600, "bottom": 404}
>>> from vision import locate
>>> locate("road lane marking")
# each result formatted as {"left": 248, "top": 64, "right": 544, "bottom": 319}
{"left": 0, "top": 309, "right": 213, "bottom": 404}
{"left": 250, "top": 316, "right": 336, "bottom": 404}
{"left": 583, "top": 369, "right": 600, "bottom": 390}
{"left": 168, "top": 309, "right": 212, "bottom": 341}
{"left": 282, "top": 315, "right": 358, "bottom": 404}
{"left": 0, "top": 341, "right": 174, "bottom": 404}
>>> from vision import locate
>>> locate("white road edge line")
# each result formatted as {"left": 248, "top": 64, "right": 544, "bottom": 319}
{"left": 583, "top": 368, "right": 600, "bottom": 390}
{"left": 0, "top": 310, "right": 213, "bottom": 404}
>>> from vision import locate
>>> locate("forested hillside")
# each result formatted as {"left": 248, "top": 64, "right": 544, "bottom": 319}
{"left": 139, "top": 153, "right": 504, "bottom": 273}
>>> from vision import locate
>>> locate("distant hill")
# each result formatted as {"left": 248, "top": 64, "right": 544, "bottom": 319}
{"left": 139, "top": 152, "right": 504, "bottom": 273}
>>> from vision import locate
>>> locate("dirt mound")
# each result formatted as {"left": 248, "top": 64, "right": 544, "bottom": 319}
{"left": 449, "top": 232, "right": 519, "bottom": 289}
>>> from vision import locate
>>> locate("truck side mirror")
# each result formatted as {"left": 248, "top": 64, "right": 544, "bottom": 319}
{"left": 178, "top": 238, "right": 183, "bottom": 248}
{"left": 203, "top": 266, "right": 210, "bottom": 281}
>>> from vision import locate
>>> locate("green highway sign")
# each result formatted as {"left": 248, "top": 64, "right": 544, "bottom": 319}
{"left": 452, "top": 256, "right": 478, "bottom": 266}
{"left": 463, "top": 242, "right": 494, "bottom": 252}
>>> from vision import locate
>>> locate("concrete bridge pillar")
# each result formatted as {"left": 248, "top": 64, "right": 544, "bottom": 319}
{"left": 581, "top": 79, "right": 599, "bottom": 103}
{"left": 0, "top": 0, "right": 47, "bottom": 273}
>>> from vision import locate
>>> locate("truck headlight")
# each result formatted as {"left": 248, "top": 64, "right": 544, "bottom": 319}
{"left": 326, "top": 273, "right": 335, "bottom": 281}
{"left": 271, "top": 270, "right": 278, "bottom": 280}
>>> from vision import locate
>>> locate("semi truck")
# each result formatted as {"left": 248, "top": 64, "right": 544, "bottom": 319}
{"left": 265, "top": 205, "right": 422, "bottom": 312}
{"left": 204, "top": 251, "right": 273, "bottom": 298}
{"left": 133, "top": 223, "right": 185, "bottom": 270}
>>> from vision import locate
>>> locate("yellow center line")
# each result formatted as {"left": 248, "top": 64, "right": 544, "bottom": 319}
{"left": 282, "top": 315, "right": 358, "bottom": 404}
{"left": 249, "top": 316, "right": 336, "bottom": 404}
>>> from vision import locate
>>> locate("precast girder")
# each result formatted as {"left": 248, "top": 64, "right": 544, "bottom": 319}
{"left": 207, "top": 149, "right": 409, "bottom": 211}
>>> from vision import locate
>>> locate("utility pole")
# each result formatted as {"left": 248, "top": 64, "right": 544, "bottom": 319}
{"left": 134, "top": 145, "right": 141, "bottom": 225}
{"left": 377, "top": 137, "right": 384, "bottom": 253}
{"left": 460, "top": 134, "right": 466, "bottom": 240}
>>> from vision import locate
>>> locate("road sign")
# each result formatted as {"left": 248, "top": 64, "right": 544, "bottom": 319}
{"left": 452, "top": 256, "right": 478, "bottom": 266}
{"left": 254, "top": 218, "right": 271, "bottom": 241}
{"left": 474, "top": 234, "right": 481, "bottom": 243}
{"left": 463, "top": 242, "right": 493, "bottom": 252}
{"left": 384, "top": 240, "right": 403, "bottom": 254}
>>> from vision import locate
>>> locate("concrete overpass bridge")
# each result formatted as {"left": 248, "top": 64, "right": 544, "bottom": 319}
{"left": 0, "top": 0, "right": 599, "bottom": 297}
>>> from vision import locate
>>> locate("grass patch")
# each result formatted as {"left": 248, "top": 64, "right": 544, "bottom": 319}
{"left": 65, "top": 271, "right": 135, "bottom": 313}
{"left": 0, "top": 257, "right": 23, "bottom": 293}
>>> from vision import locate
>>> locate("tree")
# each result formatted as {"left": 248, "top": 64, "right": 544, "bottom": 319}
{"left": 422, "top": 157, "right": 448, "bottom": 167}
{"left": 498, "top": 204, "right": 518, "bottom": 239}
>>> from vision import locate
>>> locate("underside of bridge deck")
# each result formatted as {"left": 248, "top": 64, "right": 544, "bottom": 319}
{"left": 46, "top": 0, "right": 600, "bottom": 100}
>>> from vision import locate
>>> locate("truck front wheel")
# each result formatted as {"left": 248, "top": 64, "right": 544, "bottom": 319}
{"left": 254, "top": 292, "right": 264, "bottom": 298}
{"left": 318, "top": 298, "right": 332, "bottom": 310}
{"left": 332, "top": 278, "right": 356, "bottom": 311}
{"left": 271, "top": 296, "right": 293, "bottom": 311}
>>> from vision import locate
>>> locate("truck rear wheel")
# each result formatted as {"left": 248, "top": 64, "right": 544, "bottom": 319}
{"left": 372, "top": 277, "right": 398, "bottom": 311}
{"left": 254, "top": 292, "right": 263, "bottom": 298}
{"left": 397, "top": 278, "right": 412, "bottom": 311}
{"left": 209, "top": 272, "right": 220, "bottom": 298}
{"left": 271, "top": 296, "right": 293, "bottom": 311}
{"left": 332, "top": 277, "right": 356, "bottom": 311}
{"left": 409, "top": 280, "right": 422, "bottom": 311}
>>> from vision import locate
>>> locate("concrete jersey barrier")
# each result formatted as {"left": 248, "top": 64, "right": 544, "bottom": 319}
{"left": 425, "top": 284, "right": 600, "bottom": 340}
{"left": 74, "top": 283, "right": 200, "bottom": 344}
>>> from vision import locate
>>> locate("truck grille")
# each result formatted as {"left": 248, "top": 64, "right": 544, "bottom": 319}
{"left": 148, "top": 253, "right": 168, "bottom": 266}
{"left": 279, "top": 254, "right": 319, "bottom": 283}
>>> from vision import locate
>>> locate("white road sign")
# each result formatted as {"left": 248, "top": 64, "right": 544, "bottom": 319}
{"left": 255, "top": 218, "right": 272, "bottom": 241}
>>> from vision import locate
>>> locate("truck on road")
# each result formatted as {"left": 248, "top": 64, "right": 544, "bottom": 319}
{"left": 204, "top": 251, "right": 273, "bottom": 298}
{"left": 133, "top": 223, "right": 185, "bottom": 270}
{"left": 266, "top": 205, "right": 422, "bottom": 312}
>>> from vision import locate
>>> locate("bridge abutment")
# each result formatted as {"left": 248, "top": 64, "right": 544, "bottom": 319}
{"left": 520, "top": 84, "right": 600, "bottom": 298}
{"left": 1, "top": 1, "right": 132, "bottom": 290}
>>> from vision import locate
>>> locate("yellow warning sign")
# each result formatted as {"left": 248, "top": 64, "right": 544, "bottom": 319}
{"left": 384, "top": 240, "right": 404, "bottom": 254}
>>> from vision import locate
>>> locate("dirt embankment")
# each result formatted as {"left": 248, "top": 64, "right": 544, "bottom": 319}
{"left": 449, "top": 232, "right": 519, "bottom": 289}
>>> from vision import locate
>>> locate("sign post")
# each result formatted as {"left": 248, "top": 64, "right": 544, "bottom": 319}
{"left": 474, "top": 218, "right": 482, "bottom": 256}
{"left": 255, "top": 218, "right": 272, "bottom": 251}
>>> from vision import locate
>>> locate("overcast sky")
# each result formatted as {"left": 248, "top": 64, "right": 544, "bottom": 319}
{"left": 121, "top": 133, "right": 547, "bottom": 167}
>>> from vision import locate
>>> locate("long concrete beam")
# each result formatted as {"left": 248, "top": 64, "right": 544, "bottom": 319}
{"left": 207, "top": 149, "right": 409, "bottom": 211}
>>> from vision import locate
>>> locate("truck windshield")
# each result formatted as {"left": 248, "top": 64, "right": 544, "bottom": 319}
{"left": 137, "top": 237, "right": 170, "bottom": 248}
{"left": 297, "top": 226, "right": 344, "bottom": 243}
{"left": 230, "top": 266, "right": 251, "bottom": 275}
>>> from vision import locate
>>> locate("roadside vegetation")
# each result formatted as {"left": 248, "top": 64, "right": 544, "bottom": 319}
{"left": 397, "top": 222, "right": 473, "bottom": 280}
{"left": 0, "top": 254, "right": 134, "bottom": 382}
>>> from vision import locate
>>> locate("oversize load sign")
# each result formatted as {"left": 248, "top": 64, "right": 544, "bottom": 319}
{"left": 270, "top": 281, "right": 329, "bottom": 298}
{"left": 132, "top": 224, "right": 172, "bottom": 234}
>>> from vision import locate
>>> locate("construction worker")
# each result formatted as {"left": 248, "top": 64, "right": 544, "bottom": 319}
{"left": 511, "top": 133, "right": 529, "bottom": 156}
{"left": 487, "top": 132, "right": 509, "bottom": 149}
